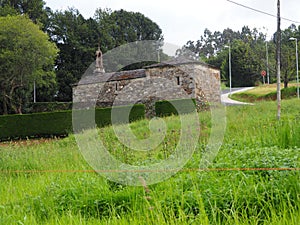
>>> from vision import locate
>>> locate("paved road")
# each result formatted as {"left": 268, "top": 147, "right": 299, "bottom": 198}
{"left": 221, "top": 87, "right": 255, "bottom": 106}
{"left": 221, "top": 87, "right": 250, "bottom": 95}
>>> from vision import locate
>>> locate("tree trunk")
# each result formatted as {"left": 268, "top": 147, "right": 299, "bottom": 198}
{"left": 284, "top": 71, "right": 288, "bottom": 88}
{"left": 17, "top": 106, "right": 22, "bottom": 114}
{"left": 1, "top": 88, "right": 8, "bottom": 115}
{"left": 2, "top": 97, "right": 8, "bottom": 115}
{"left": 17, "top": 97, "right": 22, "bottom": 114}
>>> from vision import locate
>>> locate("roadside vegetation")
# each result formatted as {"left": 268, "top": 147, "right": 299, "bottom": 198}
{"left": 0, "top": 99, "right": 299, "bottom": 224}
{"left": 231, "top": 83, "right": 298, "bottom": 102}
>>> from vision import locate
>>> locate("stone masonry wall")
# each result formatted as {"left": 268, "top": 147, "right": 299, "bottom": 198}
{"left": 73, "top": 63, "right": 221, "bottom": 116}
{"left": 193, "top": 65, "right": 221, "bottom": 104}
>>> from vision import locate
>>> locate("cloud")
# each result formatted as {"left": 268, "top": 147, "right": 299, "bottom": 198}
{"left": 45, "top": 0, "right": 300, "bottom": 46}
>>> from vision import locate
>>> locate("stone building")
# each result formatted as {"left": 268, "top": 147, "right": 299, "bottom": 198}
{"left": 73, "top": 56, "right": 221, "bottom": 116}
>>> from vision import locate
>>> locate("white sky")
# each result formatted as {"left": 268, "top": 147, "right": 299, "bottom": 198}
{"left": 45, "top": 0, "right": 300, "bottom": 46}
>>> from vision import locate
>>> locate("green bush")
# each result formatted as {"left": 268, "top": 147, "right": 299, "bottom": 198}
{"left": 233, "top": 86, "right": 298, "bottom": 102}
{"left": 29, "top": 102, "right": 73, "bottom": 113}
{"left": 0, "top": 104, "right": 145, "bottom": 141}
{"left": 73, "top": 104, "right": 145, "bottom": 131}
{"left": 106, "top": 104, "right": 145, "bottom": 124}
{"left": 0, "top": 111, "right": 72, "bottom": 141}
{"left": 281, "top": 86, "right": 297, "bottom": 98}
{"left": 155, "top": 99, "right": 196, "bottom": 117}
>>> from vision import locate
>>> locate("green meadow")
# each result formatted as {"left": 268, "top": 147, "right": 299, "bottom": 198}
{"left": 231, "top": 84, "right": 299, "bottom": 102}
{"left": 0, "top": 99, "right": 300, "bottom": 224}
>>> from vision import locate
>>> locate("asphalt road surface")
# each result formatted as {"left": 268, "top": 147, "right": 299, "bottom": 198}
{"left": 221, "top": 87, "right": 255, "bottom": 106}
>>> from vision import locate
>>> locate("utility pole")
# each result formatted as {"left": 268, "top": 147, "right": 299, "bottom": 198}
{"left": 276, "top": 0, "right": 281, "bottom": 120}
{"left": 296, "top": 39, "right": 299, "bottom": 99}
{"left": 224, "top": 45, "right": 232, "bottom": 96}
{"left": 266, "top": 42, "right": 270, "bottom": 84}
{"left": 33, "top": 80, "right": 36, "bottom": 103}
{"left": 289, "top": 37, "right": 300, "bottom": 99}
{"left": 295, "top": 39, "right": 299, "bottom": 99}
{"left": 228, "top": 45, "right": 232, "bottom": 96}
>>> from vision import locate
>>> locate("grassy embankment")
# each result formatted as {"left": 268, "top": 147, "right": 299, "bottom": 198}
{"left": 0, "top": 99, "right": 300, "bottom": 224}
{"left": 231, "top": 83, "right": 298, "bottom": 102}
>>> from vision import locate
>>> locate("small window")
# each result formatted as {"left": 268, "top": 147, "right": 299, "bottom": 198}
{"left": 176, "top": 77, "right": 180, "bottom": 85}
{"left": 115, "top": 82, "right": 118, "bottom": 91}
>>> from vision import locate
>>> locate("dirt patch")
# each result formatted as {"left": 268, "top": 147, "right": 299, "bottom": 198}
{"left": 0, "top": 137, "right": 65, "bottom": 147}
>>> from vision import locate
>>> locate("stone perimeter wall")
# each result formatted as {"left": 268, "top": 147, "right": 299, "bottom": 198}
{"left": 73, "top": 63, "right": 221, "bottom": 117}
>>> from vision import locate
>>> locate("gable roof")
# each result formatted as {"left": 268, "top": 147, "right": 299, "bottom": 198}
{"left": 144, "top": 57, "right": 218, "bottom": 69}
{"left": 76, "top": 69, "right": 146, "bottom": 86}
{"left": 74, "top": 57, "right": 219, "bottom": 86}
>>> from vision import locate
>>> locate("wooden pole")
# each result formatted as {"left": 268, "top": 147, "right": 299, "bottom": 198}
{"left": 276, "top": 0, "right": 281, "bottom": 120}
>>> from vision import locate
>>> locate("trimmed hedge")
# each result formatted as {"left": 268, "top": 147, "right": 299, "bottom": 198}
{"left": 0, "top": 111, "right": 72, "bottom": 141}
{"left": 232, "top": 86, "right": 298, "bottom": 102}
{"left": 155, "top": 99, "right": 197, "bottom": 117}
{"left": 0, "top": 104, "right": 145, "bottom": 141}
{"left": 29, "top": 102, "right": 73, "bottom": 113}
{"left": 73, "top": 104, "right": 145, "bottom": 131}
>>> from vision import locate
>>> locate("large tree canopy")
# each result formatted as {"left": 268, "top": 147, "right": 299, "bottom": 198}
{"left": 0, "top": 15, "right": 58, "bottom": 114}
{"left": 47, "top": 8, "right": 101, "bottom": 102}
{"left": 94, "top": 9, "right": 163, "bottom": 49}
{"left": 178, "top": 26, "right": 267, "bottom": 86}
{"left": 279, "top": 24, "right": 300, "bottom": 88}
{"left": 48, "top": 8, "right": 164, "bottom": 102}
{"left": 179, "top": 24, "right": 300, "bottom": 88}
{"left": 220, "top": 40, "right": 263, "bottom": 87}
{"left": 0, "top": 0, "right": 47, "bottom": 23}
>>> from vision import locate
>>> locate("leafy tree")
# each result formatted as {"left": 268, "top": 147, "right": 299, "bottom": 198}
{"left": 180, "top": 26, "right": 271, "bottom": 87}
{"left": 0, "top": 15, "right": 58, "bottom": 114}
{"left": 279, "top": 24, "right": 300, "bottom": 88}
{"left": 94, "top": 9, "right": 164, "bottom": 71}
{"left": 47, "top": 8, "right": 101, "bottom": 101}
{"left": 48, "top": 8, "right": 164, "bottom": 101}
{"left": 281, "top": 43, "right": 294, "bottom": 88}
{"left": 94, "top": 9, "right": 163, "bottom": 49}
{"left": 181, "top": 26, "right": 266, "bottom": 60}
{"left": 221, "top": 40, "right": 264, "bottom": 87}
{"left": 0, "top": 0, "right": 48, "bottom": 24}
{"left": 0, "top": 3, "right": 18, "bottom": 16}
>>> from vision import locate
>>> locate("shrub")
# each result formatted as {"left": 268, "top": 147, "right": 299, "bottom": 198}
{"left": 155, "top": 99, "right": 197, "bottom": 117}
{"left": 0, "top": 111, "right": 72, "bottom": 141}
{"left": 29, "top": 102, "right": 73, "bottom": 113}
{"left": 0, "top": 104, "right": 145, "bottom": 141}
{"left": 281, "top": 86, "right": 297, "bottom": 98}
{"left": 73, "top": 104, "right": 145, "bottom": 131}
{"left": 233, "top": 86, "right": 298, "bottom": 102}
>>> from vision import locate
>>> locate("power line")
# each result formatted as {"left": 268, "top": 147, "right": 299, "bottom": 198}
{"left": 226, "top": 0, "right": 300, "bottom": 24}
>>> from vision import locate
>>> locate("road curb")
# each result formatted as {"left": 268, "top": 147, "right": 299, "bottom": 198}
{"left": 221, "top": 87, "right": 255, "bottom": 106}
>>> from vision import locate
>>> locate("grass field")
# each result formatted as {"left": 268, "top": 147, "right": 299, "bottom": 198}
{"left": 0, "top": 99, "right": 300, "bottom": 224}
{"left": 231, "top": 84, "right": 299, "bottom": 102}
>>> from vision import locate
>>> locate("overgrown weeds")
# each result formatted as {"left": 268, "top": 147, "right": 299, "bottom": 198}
{"left": 0, "top": 99, "right": 299, "bottom": 224}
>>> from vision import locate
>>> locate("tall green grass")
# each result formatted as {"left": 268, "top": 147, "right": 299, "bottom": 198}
{"left": 231, "top": 86, "right": 298, "bottom": 102}
{"left": 0, "top": 99, "right": 299, "bottom": 224}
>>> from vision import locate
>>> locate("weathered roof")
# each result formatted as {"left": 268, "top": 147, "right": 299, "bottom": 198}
{"left": 144, "top": 57, "right": 217, "bottom": 69}
{"left": 76, "top": 69, "right": 146, "bottom": 86}
{"left": 74, "top": 58, "right": 219, "bottom": 86}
